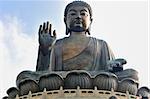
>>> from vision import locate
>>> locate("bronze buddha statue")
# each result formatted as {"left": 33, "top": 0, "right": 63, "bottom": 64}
{"left": 10, "top": 1, "right": 141, "bottom": 98}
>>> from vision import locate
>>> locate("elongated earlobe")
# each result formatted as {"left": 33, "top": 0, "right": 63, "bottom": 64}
{"left": 86, "top": 28, "right": 90, "bottom": 35}
{"left": 64, "top": 17, "right": 70, "bottom": 35}
{"left": 86, "top": 18, "right": 93, "bottom": 35}
{"left": 66, "top": 26, "right": 70, "bottom": 35}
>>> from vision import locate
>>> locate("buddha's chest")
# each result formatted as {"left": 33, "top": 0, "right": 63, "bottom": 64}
{"left": 62, "top": 39, "right": 89, "bottom": 61}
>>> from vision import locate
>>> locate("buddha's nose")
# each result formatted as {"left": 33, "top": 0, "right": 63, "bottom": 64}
{"left": 76, "top": 13, "right": 81, "bottom": 19}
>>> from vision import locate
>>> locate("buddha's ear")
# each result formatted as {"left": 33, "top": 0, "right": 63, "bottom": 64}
{"left": 64, "top": 17, "right": 67, "bottom": 24}
{"left": 87, "top": 18, "right": 93, "bottom": 35}
{"left": 64, "top": 17, "right": 69, "bottom": 35}
{"left": 90, "top": 18, "right": 93, "bottom": 24}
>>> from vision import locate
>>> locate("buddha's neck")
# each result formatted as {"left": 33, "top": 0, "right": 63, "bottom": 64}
{"left": 64, "top": 31, "right": 89, "bottom": 45}
{"left": 69, "top": 32, "right": 87, "bottom": 39}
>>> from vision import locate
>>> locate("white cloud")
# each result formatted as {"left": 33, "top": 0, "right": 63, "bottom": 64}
{"left": 0, "top": 15, "right": 38, "bottom": 97}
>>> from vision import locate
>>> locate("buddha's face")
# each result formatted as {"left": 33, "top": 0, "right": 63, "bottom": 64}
{"left": 65, "top": 5, "right": 92, "bottom": 32}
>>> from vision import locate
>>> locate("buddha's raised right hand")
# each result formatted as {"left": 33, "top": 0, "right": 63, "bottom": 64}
{"left": 38, "top": 21, "right": 56, "bottom": 55}
{"left": 38, "top": 21, "right": 56, "bottom": 48}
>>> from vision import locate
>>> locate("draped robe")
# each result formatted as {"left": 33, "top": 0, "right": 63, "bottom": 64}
{"left": 36, "top": 37, "right": 115, "bottom": 72}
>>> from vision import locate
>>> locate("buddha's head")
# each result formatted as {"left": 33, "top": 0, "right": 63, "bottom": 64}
{"left": 64, "top": 1, "right": 93, "bottom": 35}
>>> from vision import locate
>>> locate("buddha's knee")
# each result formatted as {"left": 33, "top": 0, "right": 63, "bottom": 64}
{"left": 115, "top": 68, "right": 139, "bottom": 81}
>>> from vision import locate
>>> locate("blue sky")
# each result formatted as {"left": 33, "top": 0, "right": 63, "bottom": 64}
{"left": 0, "top": 0, "right": 149, "bottom": 98}
{"left": 0, "top": 1, "right": 65, "bottom": 36}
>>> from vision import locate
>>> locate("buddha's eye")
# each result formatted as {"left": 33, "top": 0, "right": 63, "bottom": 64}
{"left": 81, "top": 13, "right": 86, "bottom": 16}
{"left": 70, "top": 13, "right": 76, "bottom": 16}
{"left": 81, "top": 12, "right": 89, "bottom": 16}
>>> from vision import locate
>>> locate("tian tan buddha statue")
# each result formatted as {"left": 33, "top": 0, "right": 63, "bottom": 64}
{"left": 4, "top": 1, "right": 150, "bottom": 99}
{"left": 36, "top": 1, "right": 138, "bottom": 82}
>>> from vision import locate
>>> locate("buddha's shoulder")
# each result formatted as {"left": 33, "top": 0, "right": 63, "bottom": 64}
{"left": 89, "top": 37, "right": 108, "bottom": 44}
{"left": 56, "top": 38, "right": 63, "bottom": 43}
{"left": 54, "top": 37, "right": 67, "bottom": 46}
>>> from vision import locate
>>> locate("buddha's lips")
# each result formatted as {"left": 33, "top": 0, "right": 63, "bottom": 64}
{"left": 74, "top": 19, "right": 83, "bottom": 24}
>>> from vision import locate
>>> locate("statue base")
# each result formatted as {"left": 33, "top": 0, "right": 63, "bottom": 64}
{"left": 15, "top": 86, "right": 138, "bottom": 99}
